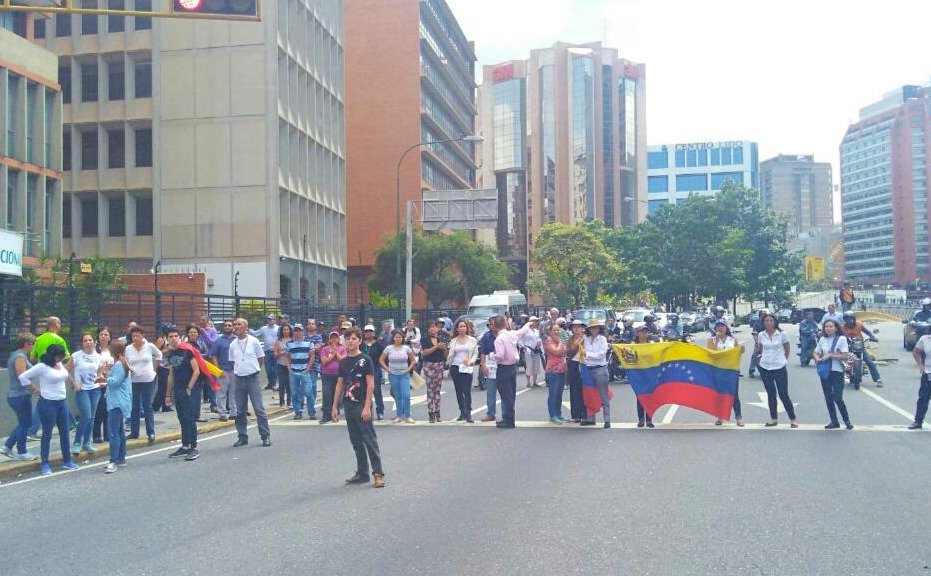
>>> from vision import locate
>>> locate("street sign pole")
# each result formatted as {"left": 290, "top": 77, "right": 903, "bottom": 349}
{"left": 405, "top": 200, "right": 414, "bottom": 322}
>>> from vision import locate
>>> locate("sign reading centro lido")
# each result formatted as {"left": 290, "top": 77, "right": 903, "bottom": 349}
{"left": 0, "top": 229, "right": 24, "bottom": 277}
{"left": 672, "top": 141, "right": 743, "bottom": 151}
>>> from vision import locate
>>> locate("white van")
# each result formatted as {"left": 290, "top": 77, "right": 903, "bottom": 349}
{"left": 467, "top": 290, "right": 528, "bottom": 320}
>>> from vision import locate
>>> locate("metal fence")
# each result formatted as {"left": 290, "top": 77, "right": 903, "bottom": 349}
{"left": 0, "top": 280, "right": 466, "bottom": 363}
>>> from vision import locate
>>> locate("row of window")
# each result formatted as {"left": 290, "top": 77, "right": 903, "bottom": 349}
{"left": 5, "top": 72, "right": 57, "bottom": 168}
{"left": 62, "top": 125, "right": 152, "bottom": 171}
{"left": 34, "top": 0, "right": 151, "bottom": 39}
{"left": 648, "top": 172, "right": 744, "bottom": 193}
{"left": 59, "top": 58, "right": 151, "bottom": 105}
{"left": 62, "top": 192, "right": 152, "bottom": 238}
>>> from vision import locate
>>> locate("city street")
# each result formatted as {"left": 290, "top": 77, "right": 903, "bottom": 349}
{"left": 2, "top": 321, "right": 929, "bottom": 576}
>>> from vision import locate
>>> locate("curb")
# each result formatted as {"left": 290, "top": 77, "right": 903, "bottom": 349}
{"left": 0, "top": 406, "right": 291, "bottom": 480}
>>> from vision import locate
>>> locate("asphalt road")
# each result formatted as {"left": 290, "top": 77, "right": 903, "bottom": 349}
{"left": 2, "top": 321, "right": 929, "bottom": 576}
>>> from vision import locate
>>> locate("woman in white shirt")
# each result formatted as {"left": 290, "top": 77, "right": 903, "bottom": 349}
{"left": 756, "top": 312, "right": 798, "bottom": 428}
{"left": 124, "top": 326, "right": 163, "bottom": 443}
{"left": 813, "top": 319, "right": 853, "bottom": 430}
{"left": 706, "top": 320, "right": 745, "bottom": 427}
{"left": 92, "top": 327, "right": 114, "bottom": 444}
{"left": 581, "top": 319, "right": 612, "bottom": 428}
{"left": 19, "top": 344, "right": 79, "bottom": 475}
{"left": 446, "top": 320, "right": 478, "bottom": 423}
{"left": 68, "top": 333, "right": 103, "bottom": 454}
{"left": 520, "top": 317, "right": 543, "bottom": 388}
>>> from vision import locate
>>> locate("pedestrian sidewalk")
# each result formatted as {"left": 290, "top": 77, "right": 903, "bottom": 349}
{"left": 0, "top": 387, "right": 291, "bottom": 480}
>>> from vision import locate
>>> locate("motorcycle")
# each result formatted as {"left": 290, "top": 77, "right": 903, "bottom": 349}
{"left": 845, "top": 337, "right": 866, "bottom": 389}
{"left": 606, "top": 335, "right": 626, "bottom": 382}
{"left": 797, "top": 328, "right": 820, "bottom": 366}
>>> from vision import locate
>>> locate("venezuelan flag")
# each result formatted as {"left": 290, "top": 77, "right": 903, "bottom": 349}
{"left": 613, "top": 342, "right": 741, "bottom": 420}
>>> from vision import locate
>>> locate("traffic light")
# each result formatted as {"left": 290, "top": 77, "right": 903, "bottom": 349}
{"left": 172, "top": 0, "right": 258, "bottom": 18}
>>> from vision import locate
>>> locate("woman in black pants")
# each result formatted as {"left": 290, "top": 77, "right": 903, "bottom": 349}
{"left": 756, "top": 312, "right": 798, "bottom": 428}
{"left": 92, "top": 327, "right": 113, "bottom": 443}
{"left": 152, "top": 325, "right": 173, "bottom": 413}
{"left": 274, "top": 324, "right": 292, "bottom": 407}
{"left": 813, "top": 319, "right": 853, "bottom": 429}
{"left": 565, "top": 319, "right": 586, "bottom": 423}
{"left": 446, "top": 320, "right": 477, "bottom": 422}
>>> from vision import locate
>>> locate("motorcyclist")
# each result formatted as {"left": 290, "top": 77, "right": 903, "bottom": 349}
{"left": 619, "top": 316, "right": 635, "bottom": 343}
{"left": 662, "top": 314, "right": 685, "bottom": 341}
{"left": 747, "top": 308, "right": 769, "bottom": 378}
{"left": 642, "top": 314, "right": 662, "bottom": 339}
{"left": 914, "top": 298, "right": 931, "bottom": 323}
{"left": 604, "top": 316, "right": 621, "bottom": 340}
{"left": 840, "top": 311, "right": 882, "bottom": 387}
{"left": 707, "top": 306, "right": 729, "bottom": 333}
{"left": 798, "top": 310, "right": 819, "bottom": 365}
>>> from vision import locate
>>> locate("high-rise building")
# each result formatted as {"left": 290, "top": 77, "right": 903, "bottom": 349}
{"left": 0, "top": 17, "right": 63, "bottom": 258}
{"left": 646, "top": 140, "right": 759, "bottom": 213}
{"left": 760, "top": 154, "right": 833, "bottom": 250}
{"left": 841, "top": 84, "right": 930, "bottom": 284}
{"left": 31, "top": 2, "right": 346, "bottom": 301}
{"left": 344, "top": 0, "right": 477, "bottom": 305}
{"left": 477, "top": 43, "right": 647, "bottom": 289}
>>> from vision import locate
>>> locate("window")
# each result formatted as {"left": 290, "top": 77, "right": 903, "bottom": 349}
{"left": 108, "top": 196, "right": 125, "bottom": 236}
{"left": 34, "top": 19, "right": 46, "bottom": 38}
{"left": 648, "top": 176, "right": 669, "bottom": 193}
{"left": 108, "top": 0, "right": 125, "bottom": 32}
{"left": 674, "top": 149, "right": 685, "bottom": 168}
{"left": 80, "top": 62, "right": 98, "bottom": 102}
{"left": 711, "top": 172, "right": 744, "bottom": 189}
{"left": 62, "top": 196, "right": 71, "bottom": 238}
{"left": 5, "top": 170, "right": 17, "bottom": 227}
{"left": 26, "top": 175, "right": 37, "bottom": 230}
{"left": 81, "top": 196, "right": 98, "bottom": 236}
{"left": 80, "top": 129, "right": 98, "bottom": 170}
{"left": 55, "top": 13, "right": 71, "bottom": 37}
{"left": 686, "top": 149, "right": 697, "bottom": 167}
{"left": 107, "top": 60, "right": 124, "bottom": 101}
{"left": 5, "top": 75, "right": 14, "bottom": 155}
{"left": 648, "top": 199, "right": 668, "bottom": 214}
{"left": 722, "top": 147, "right": 732, "bottom": 165}
{"left": 81, "top": 1, "right": 98, "bottom": 35}
{"left": 697, "top": 149, "right": 708, "bottom": 167}
{"left": 107, "top": 128, "right": 124, "bottom": 168}
{"left": 134, "top": 0, "right": 151, "bottom": 30}
{"left": 647, "top": 150, "right": 668, "bottom": 169}
{"left": 676, "top": 174, "right": 707, "bottom": 192}
{"left": 134, "top": 194, "right": 153, "bottom": 235}
{"left": 711, "top": 148, "right": 720, "bottom": 166}
{"left": 60, "top": 65, "right": 71, "bottom": 104}
{"left": 62, "top": 130, "right": 71, "bottom": 171}
{"left": 733, "top": 146, "right": 744, "bottom": 165}
{"left": 133, "top": 60, "right": 151, "bottom": 98}
{"left": 134, "top": 127, "right": 152, "bottom": 167}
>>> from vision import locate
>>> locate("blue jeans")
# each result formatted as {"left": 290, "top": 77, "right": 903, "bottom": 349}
{"left": 5, "top": 395, "right": 32, "bottom": 454}
{"left": 130, "top": 380, "right": 156, "bottom": 438}
{"left": 321, "top": 374, "right": 339, "bottom": 421}
{"left": 290, "top": 370, "right": 318, "bottom": 416}
{"left": 545, "top": 372, "right": 565, "bottom": 419}
{"left": 74, "top": 388, "right": 102, "bottom": 448}
{"left": 264, "top": 350, "right": 277, "bottom": 388}
{"left": 28, "top": 409, "right": 40, "bottom": 437}
{"left": 389, "top": 372, "right": 411, "bottom": 418}
{"left": 107, "top": 408, "right": 126, "bottom": 463}
{"left": 485, "top": 377, "right": 497, "bottom": 417}
{"left": 36, "top": 397, "right": 72, "bottom": 465}
{"left": 174, "top": 382, "right": 202, "bottom": 448}
{"left": 861, "top": 348, "right": 881, "bottom": 382}
{"left": 373, "top": 365, "right": 385, "bottom": 417}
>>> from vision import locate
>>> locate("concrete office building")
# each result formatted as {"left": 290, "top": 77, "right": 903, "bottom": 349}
{"left": 841, "top": 84, "right": 930, "bottom": 285}
{"left": 0, "top": 16, "right": 63, "bottom": 258}
{"left": 344, "top": 0, "right": 477, "bottom": 305}
{"left": 647, "top": 140, "right": 759, "bottom": 213}
{"left": 477, "top": 43, "right": 647, "bottom": 288}
{"left": 760, "top": 154, "right": 833, "bottom": 255}
{"left": 31, "top": 1, "right": 346, "bottom": 301}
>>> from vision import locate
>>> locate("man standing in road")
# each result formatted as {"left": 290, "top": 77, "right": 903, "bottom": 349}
{"left": 909, "top": 327, "right": 931, "bottom": 429}
{"left": 286, "top": 324, "right": 314, "bottom": 420}
{"left": 540, "top": 308, "right": 560, "bottom": 335}
{"left": 254, "top": 314, "right": 280, "bottom": 391}
{"left": 230, "top": 318, "right": 271, "bottom": 447}
{"left": 212, "top": 319, "right": 237, "bottom": 422}
{"left": 332, "top": 328, "right": 385, "bottom": 488}
{"left": 491, "top": 315, "right": 533, "bottom": 429}
{"left": 821, "top": 303, "right": 844, "bottom": 328}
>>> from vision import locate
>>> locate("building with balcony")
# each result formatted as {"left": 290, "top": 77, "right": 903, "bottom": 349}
{"left": 841, "top": 84, "right": 930, "bottom": 285}
{"left": 344, "top": 0, "right": 476, "bottom": 305}
{"left": 31, "top": 1, "right": 346, "bottom": 301}
{"left": 0, "top": 17, "right": 63, "bottom": 258}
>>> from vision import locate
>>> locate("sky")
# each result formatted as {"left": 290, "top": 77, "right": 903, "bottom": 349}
{"left": 446, "top": 0, "right": 931, "bottom": 219}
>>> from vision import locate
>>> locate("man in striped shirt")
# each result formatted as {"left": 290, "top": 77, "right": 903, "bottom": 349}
{"left": 286, "top": 324, "right": 317, "bottom": 420}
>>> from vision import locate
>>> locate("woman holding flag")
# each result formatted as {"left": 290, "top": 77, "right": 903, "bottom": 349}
{"left": 706, "top": 320, "right": 745, "bottom": 427}
{"left": 757, "top": 312, "right": 798, "bottom": 428}
{"left": 632, "top": 326, "right": 655, "bottom": 428}
{"left": 580, "top": 319, "right": 612, "bottom": 428}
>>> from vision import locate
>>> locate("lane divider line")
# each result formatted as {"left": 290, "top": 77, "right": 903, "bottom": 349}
{"left": 859, "top": 387, "right": 915, "bottom": 422}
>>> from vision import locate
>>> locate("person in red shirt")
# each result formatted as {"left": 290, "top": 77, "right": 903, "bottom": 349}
{"left": 840, "top": 311, "right": 882, "bottom": 386}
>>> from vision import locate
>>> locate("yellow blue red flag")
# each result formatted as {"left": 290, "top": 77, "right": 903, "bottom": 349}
{"left": 613, "top": 342, "right": 741, "bottom": 420}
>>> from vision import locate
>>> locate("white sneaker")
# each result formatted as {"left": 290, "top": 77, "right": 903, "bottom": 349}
{"left": 15, "top": 451, "right": 37, "bottom": 461}
{"left": 104, "top": 463, "right": 117, "bottom": 474}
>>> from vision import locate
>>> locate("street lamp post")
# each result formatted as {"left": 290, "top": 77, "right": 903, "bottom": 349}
{"left": 151, "top": 260, "right": 162, "bottom": 330}
{"left": 395, "top": 134, "right": 482, "bottom": 320}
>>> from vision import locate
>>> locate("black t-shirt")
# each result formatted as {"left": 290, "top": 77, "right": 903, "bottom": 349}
{"left": 420, "top": 334, "right": 446, "bottom": 363}
{"left": 168, "top": 348, "right": 196, "bottom": 388}
{"left": 339, "top": 353, "right": 374, "bottom": 404}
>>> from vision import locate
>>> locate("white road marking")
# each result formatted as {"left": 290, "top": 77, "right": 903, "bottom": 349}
{"left": 660, "top": 405, "right": 679, "bottom": 424}
{"left": 746, "top": 391, "right": 798, "bottom": 414}
{"left": 470, "top": 386, "right": 532, "bottom": 416}
{"left": 860, "top": 387, "right": 915, "bottom": 421}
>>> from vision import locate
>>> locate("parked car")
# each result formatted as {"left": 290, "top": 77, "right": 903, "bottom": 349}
{"left": 777, "top": 309, "right": 794, "bottom": 324}
{"left": 620, "top": 308, "right": 653, "bottom": 329}
{"left": 574, "top": 307, "right": 618, "bottom": 325}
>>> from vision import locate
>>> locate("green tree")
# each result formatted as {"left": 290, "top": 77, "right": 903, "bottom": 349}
{"left": 530, "top": 221, "right": 620, "bottom": 309}
{"left": 368, "top": 230, "right": 511, "bottom": 308}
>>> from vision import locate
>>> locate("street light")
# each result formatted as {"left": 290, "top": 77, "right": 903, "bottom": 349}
{"left": 395, "top": 134, "right": 483, "bottom": 317}
{"left": 150, "top": 260, "right": 162, "bottom": 330}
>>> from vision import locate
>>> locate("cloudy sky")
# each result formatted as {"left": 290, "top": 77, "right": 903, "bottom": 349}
{"left": 447, "top": 0, "right": 930, "bottom": 192}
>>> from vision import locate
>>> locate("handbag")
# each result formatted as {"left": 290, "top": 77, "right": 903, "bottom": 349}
{"left": 816, "top": 335, "right": 840, "bottom": 380}
{"left": 410, "top": 370, "right": 426, "bottom": 390}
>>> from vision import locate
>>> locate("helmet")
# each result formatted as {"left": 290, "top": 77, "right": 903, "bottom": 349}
{"left": 842, "top": 311, "right": 856, "bottom": 321}
{"left": 758, "top": 308, "right": 771, "bottom": 316}
{"left": 922, "top": 297, "right": 931, "bottom": 307}
{"left": 643, "top": 314, "right": 654, "bottom": 323}
{"left": 668, "top": 314, "right": 679, "bottom": 322}
{"left": 622, "top": 316, "right": 633, "bottom": 324}
{"left": 713, "top": 306, "right": 725, "bottom": 315}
